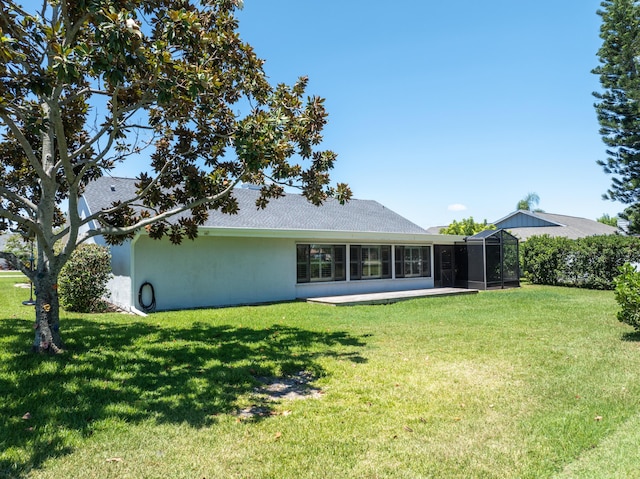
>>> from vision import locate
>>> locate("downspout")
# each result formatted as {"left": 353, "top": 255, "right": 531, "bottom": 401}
{"left": 128, "top": 231, "right": 147, "bottom": 316}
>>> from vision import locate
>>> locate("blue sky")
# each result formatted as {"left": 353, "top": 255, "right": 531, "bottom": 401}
{"left": 235, "top": 0, "right": 622, "bottom": 228}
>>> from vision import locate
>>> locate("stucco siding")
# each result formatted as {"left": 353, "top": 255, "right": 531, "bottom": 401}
{"left": 108, "top": 242, "right": 132, "bottom": 276}
{"left": 107, "top": 275, "right": 133, "bottom": 311}
{"left": 133, "top": 235, "right": 296, "bottom": 310}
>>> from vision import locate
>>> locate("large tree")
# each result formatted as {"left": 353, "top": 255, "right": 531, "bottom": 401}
{"left": 0, "top": 0, "right": 350, "bottom": 353}
{"left": 439, "top": 217, "right": 495, "bottom": 236}
{"left": 593, "top": 0, "right": 640, "bottom": 213}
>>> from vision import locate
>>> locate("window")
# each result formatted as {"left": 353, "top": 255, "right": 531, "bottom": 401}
{"left": 350, "top": 245, "right": 391, "bottom": 280}
{"left": 395, "top": 246, "right": 431, "bottom": 278}
{"left": 350, "top": 245, "right": 361, "bottom": 280}
{"left": 299, "top": 244, "right": 430, "bottom": 282}
{"left": 297, "top": 244, "right": 346, "bottom": 283}
{"left": 362, "top": 246, "right": 381, "bottom": 278}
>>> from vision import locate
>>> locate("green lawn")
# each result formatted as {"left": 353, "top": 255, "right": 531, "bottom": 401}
{"left": 1, "top": 277, "right": 639, "bottom": 478}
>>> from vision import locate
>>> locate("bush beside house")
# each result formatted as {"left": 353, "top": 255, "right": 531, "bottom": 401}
{"left": 58, "top": 244, "right": 113, "bottom": 313}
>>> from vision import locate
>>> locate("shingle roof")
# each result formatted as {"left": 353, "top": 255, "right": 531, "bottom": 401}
{"left": 494, "top": 210, "right": 619, "bottom": 240}
{"left": 82, "top": 176, "right": 428, "bottom": 235}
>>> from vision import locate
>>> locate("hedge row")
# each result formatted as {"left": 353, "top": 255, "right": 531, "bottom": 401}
{"left": 520, "top": 234, "right": 640, "bottom": 290}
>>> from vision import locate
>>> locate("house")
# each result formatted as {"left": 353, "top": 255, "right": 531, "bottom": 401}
{"left": 80, "top": 177, "right": 492, "bottom": 312}
{"left": 493, "top": 210, "right": 619, "bottom": 241}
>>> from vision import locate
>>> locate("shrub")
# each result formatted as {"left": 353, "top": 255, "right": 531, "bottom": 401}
{"left": 58, "top": 244, "right": 113, "bottom": 312}
{"left": 614, "top": 263, "right": 640, "bottom": 329}
{"left": 521, "top": 234, "right": 640, "bottom": 290}
{"left": 520, "top": 235, "right": 571, "bottom": 285}
{"left": 571, "top": 236, "right": 640, "bottom": 289}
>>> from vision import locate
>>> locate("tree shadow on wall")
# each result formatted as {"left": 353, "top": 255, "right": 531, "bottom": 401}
{"left": 0, "top": 314, "right": 368, "bottom": 477}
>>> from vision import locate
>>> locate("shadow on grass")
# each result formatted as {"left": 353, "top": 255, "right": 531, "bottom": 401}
{"left": 621, "top": 330, "right": 640, "bottom": 342}
{"left": 0, "top": 315, "right": 367, "bottom": 477}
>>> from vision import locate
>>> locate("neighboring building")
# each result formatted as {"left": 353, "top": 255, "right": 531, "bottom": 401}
{"left": 493, "top": 210, "right": 619, "bottom": 241}
{"left": 425, "top": 226, "right": 446, "bottom": 235}
{"left": 80, "top": 177, "right": 477, "bottom": 312}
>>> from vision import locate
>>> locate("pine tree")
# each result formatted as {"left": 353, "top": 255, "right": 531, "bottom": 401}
{"left": 593, "top": 0, "right": 640, "bottom": 206}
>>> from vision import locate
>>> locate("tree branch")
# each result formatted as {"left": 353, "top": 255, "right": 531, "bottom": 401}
{"left": 0, "top": 111, "right": 45, "bottom": 178}
{"left": 0, "top": 208, "right": 37, "bottom": 235}
{"left": 76, "top": 159, "right": 179, "bottom": 230}
{"left": 81, "top": 177, "right": 242, "bottom": 241}
{"left": 59, "top": 0, "right": 91, "bottom": 47}
{"left": 0, "top": 250, "right": 32, "bottom": 278}
{"left": 0, "top": 186, "right": 38, "bottom": 214}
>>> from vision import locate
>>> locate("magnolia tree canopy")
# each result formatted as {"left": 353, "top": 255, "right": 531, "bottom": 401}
{"left": 0, "top": 0, "right": 350, "bottom": 352}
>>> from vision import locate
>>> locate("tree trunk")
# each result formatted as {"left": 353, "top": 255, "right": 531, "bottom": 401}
{"left": 32, "top": 272, "right": 62, "bottom": 354}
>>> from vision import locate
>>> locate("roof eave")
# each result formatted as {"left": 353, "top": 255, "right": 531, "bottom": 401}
{"left": 197, "top": 226, "right": 465, "bottom": 243}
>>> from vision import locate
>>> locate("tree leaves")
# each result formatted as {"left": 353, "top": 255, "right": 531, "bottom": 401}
{"left": 594, "top": 0, "right": 640, "bottom": 205}
{"left": 439, "top": 217, "right": 496, "bottom": 236}
{"left": 0, "top": 0, "right": 350, "bottom": 350}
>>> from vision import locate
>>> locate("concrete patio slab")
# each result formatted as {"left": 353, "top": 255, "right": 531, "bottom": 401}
{"left": 305, "top": 287, "right": 478, "bottom": 306}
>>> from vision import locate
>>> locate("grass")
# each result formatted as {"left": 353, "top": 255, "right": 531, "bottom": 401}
{"left": 1, "top": 277, "right": 640, "bottom": 478}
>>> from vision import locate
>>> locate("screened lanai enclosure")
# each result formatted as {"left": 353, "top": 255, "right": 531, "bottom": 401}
{"left": 434, "top": 229, "right": 520, "bottom": 290}
{"left": 463, "top": 229, "right": 520, "bottom": 289}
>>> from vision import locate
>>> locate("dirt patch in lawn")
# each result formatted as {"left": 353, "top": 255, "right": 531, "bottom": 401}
{"left": 236, "top": 371, "right": 323, "bottom": 418}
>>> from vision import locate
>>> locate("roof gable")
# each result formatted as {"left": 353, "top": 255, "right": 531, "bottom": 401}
{"left": 493, "top": 210, "right": 619, "bottom": 240}
{"left": 81, "top": 177, "right": 428, "bottom": 235}
{"left": 494, "top": 210, "right": 563, "bottom": 229}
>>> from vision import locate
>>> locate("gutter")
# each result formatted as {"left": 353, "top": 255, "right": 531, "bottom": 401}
{"left": 197, "top": 226, "right": 466, "bottom": 244}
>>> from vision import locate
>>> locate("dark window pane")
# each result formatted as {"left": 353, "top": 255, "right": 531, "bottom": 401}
{"left": 350, "top": 245, "right": 361, "bottom": 280}
{"left": 382, "top": 245, "right": 391, "bottom": 278}
{"left": 335, "top": 245, "right": 346, "bottom": 281}
{"left": 421, "top": 246, "right": 431, "bottom": 277}
{"left": 395, "top": 246, "right": 404, "bottom": 278}
{"left": 297, "top": 244, "right": 310, "bottom": 283}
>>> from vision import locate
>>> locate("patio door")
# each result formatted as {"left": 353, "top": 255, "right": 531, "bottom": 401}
{"left": 434, "top": 245, "right": 455, "bottom": 287}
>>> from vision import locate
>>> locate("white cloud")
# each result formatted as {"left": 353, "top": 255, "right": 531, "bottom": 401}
{"left": 448, "top": 204, "right": 467, "bottom": 212}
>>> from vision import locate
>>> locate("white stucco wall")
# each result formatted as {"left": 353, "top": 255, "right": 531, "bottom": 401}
{"left": 126, "top": 234, "right": 440, "bottom": 311}
{"left": 107, "top": 274, "right": 133, "bottom": 311}
{"left": 108, "top": 242, "right": 132, "bottom": 276}
{"left": 132, "top": 235, "right": 296, "bottom": 310}
{"left": 77, "top": 197, "right": 135, "bottom": 311}
{"left": 78, "top": 220, "right": 469, "bottom": 310}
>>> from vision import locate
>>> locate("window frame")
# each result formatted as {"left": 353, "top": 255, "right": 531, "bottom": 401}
{"left": 395, "top": 245, "right": 432, "bottom": 278}
{"left": 350, "top": 245, "right": 391, "bottom": 280}
{"left": 297, "top": 244, "right": 346, "bottom": 283}
{"left": 299, "top": 243, "right": 431, "bottom": 283}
